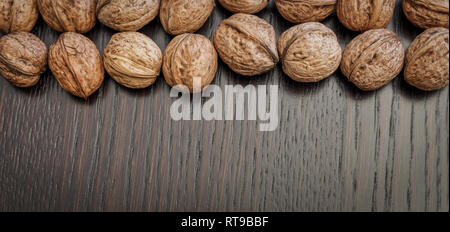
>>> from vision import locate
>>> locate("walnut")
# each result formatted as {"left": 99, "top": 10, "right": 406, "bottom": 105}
{"left": 402, "top": 0, "right": 449, "bottom": 29}
{"left": 97, "top": 0, "right": 160, "bottom": 32}
{"left": 275, "top": 0, "right": 336, "bottom": 24}
{"left": 341, "top": 29, "right": 404, "bottom": 91}
{"left": 160, "top": 0, "right": 215, "bottom": 35}
{"left": 0, "top": 32, "right": 47, "bottom": 87}
{"left": 213, "top": 13, "right": 279, "bottom": 76}
{"left": 163, "top": 33, "right": 218, "bottom": 93}
{"left": 337, "top": 0, "right": 396, "bottom": 31}
{"left": 218, "top": 0, "right": 268, "bottom": 14}
{"left": 0, "top": 0, "right": 39, "bottom": 34}
{"left": 48, "top": 32, "right": 104, "bottom": 99}
{"left": 37, "top": 0, "right": 96, "bottom": 33}
{"left": 277, "top": 22, "right": 341, "bottom": 82}
{"left": 104, "top": 32, "right": 163, "bottom": 89}
{"left": 404, "top": 27, "right": 449, "bottom": 91}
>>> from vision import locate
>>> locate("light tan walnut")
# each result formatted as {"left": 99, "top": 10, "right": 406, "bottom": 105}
{"left": 275, "top": 0, "right": 336, "bottom": 24}
{"left": 337, "top": 0, "right": 396, "bottom": 31}
{"left": 0, "top": 0, "right": 39, "bottom": 33}
{"left": 402, "top": 0, "right": 449, "bottom": 29}
{"left": 218, "top": 0, "right": 268, "bottom": 14}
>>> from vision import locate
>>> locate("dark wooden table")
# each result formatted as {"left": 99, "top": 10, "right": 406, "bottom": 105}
{"left": 0, "top": 0, "right": 448, "bottom": 212}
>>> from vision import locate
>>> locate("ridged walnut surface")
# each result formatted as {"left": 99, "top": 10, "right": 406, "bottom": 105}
{"left": 104, "top": 32, "right": 162, "bottom": 89}
{"left": 404, "top": 27, "right": 449, "bottom": 91}
{"left": 213, "top": 13, "right": 279, "bottom": 76}
{"left": 0, "top": 32, "right": 47, "bottom": 87}
{"left": 403, "top": 0, "right": 449, "bottom": 29}
{"left": 277, "top": 22, "right": 341, "bottom": 82}
{"left": 160, "top": 0, "right": 215, "bottom": 35}
{"left": 341, "top": 29, "right": 404, "bottom": 91}
{"left": 218, "top": 0, "right": 268, "bottom": 14}
{"left": 337, "top": 0, "right": 396, "bottom": 31}
{"left": 275, "top": 0, "right": 336, "bottom": 24}
{"left": 163, "top": 34, "right": 218, "bottom": 93}
{"left": 0, "top": 0, "right": 39, "bottom": 33}
{"left": 37, "top": 0, "right": 96, "bottom": 33}
{"left": 49, "top": 32, "right": 104, "bottom": 99}
{"left": 97, "top": 0, "right": 160, "bottom": 32}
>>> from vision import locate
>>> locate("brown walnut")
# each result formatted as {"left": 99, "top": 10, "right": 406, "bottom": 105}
{"left": 49, "top": 32, "right": 104, "bottom": 98}
{"left": 275, "top": 0, "right": 336, "bottom": 24}
{"left": 218, "top": 0, "right": 268, "bottom": 14}
{"left": 0, "top": 0, "right": 39, "bottom": 34}
{"left": 403, "top": 0, "right": 449, "bottom": 29}
{"left": 213, "top": 13, "right": 279, "bottom": 76}
{"left": 97, "top": 0, "right": 160, "bottom": 32}
{"left": 404, "top": 27, "right": 449, "bottom": 91}
{"left": 277, "top": 22, "right": 341, "bottom": 82}
{"left": 341, "top": 29, "right": 404, "bottom": 91}
{"left": 337, "top": 0, "right": 396, "bottom": 31}
{"left": 163, "top": 33, "right": 218, "bottom": 93}
{"left": 37, "top": 0, "right": 96, "bottom": 33}
{"left": 160, "top": 0, "right": 215, "bottom": 35}
{"left": 0, "top": 32, "right": 47, "bottom": 87}
{"left": 104, "top": 32, "right": 163, "bottom": 89}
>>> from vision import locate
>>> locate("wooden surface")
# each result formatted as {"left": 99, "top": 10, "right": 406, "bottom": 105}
{"left": 0, "top": 0, "right": 448, "bottom": 212}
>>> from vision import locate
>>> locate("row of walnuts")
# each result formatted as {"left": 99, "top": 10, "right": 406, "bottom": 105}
{"left": 0, "top": 0, "right": 448, "bottom": 98}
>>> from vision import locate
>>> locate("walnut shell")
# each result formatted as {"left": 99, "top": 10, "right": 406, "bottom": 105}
{"left": 97, "top": 0, "right": 160, "bottom": 32}
{"left": 0, "top": 0, "right": 39, "bottom": 33}
{"left": 402, "top": 0, "right": 449, "bottom": 29}
{"left": 49, "top": 32, "right": 104, "bottom": 98}
{"left": 341, "top": 29, "right": 405, "bottom": 91}
{"left": 0, "top": 32, "right": 47, "bottom": 87}
{"left": 404, "top": 27, "right": 449, "bottom": 91}
{"left": 163, "top": 33, "right": 218, "bottom": 93}
{"left": 337, "top": 0, "right": 396, "bottom": 31}
{"left": 218, "top": 0, "right": 269, "bottom": 14}
{"left": 160, "top": 0, "right": 214, "bottom": 35}
{"left": 275, "top": 0, "right": 336, "bottom": 24}
{"left": 37, "top": 0, "right": 96, "bottom": 33}
{"left": 277, "top": 22, "right": 341, "bottom": 82}
{"left": 213, "top": 13, "right": 279, "bottom": 76}
{"left": 104, "top": 32, "right": 162, "bottom": 89}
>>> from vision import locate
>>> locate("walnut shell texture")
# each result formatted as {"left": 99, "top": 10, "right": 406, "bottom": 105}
{"left": 275, "top": 0, "right": 336, "bottom": 24}
{"left": 49, "top": 32, "right": 104, "bottom": 98}
{"left": 0, "top": 32, "right": 47, "bottom": 87}
{"left": 104, "top": 32, "right": 163, "bottom": 89}
{"left": 277, "top": 22, "right": 341, "bottom": 82}
{"left": 337, "top": 0, "right": 396, "bottom": 31}
{"left": 403, "top": 0, "right": 449, "bottom": 29}
{"left": 37, "top": 0, "right": 96, "bottom": 33}
{"left": 341, "top": 29, "right": 405, "bottom": 91}
{"left": 218, "top": 0, "right": 269, "bottom": 14}
{"left": 97, "top": 0, "right": 160, "bottom": 32}
{"left": 163, "top": 33, "right": 218, "bottom": 93}
{"left": 0, "top": 0, "right": 39, "bottom": 33}
{"left": 213, "top": 13, "right": 279, "bottom": 76}
{"left": 404, "top": 27, "right": 449, "bottom": 91}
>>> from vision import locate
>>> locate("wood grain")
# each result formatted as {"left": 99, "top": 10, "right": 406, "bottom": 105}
{"left": 0, "top": 0, "right": 448, "bottom": 212}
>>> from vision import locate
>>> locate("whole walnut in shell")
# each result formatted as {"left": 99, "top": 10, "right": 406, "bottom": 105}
{"left": 341, "top": 29, "right": 405, "bottom": 91}
{"left": 49, "top": 32, "right": 104, "bottom": 98}
{"left": 37, "top": 0, "right": 96, "bottom": 33}
{"left": 163, "top": 34, "right": 218, "bottom": 93}
{"left": 337, "top": 0, "right": 396, "bottom": 31}
{"left": 404, "top": 27, "right": 449, "bottom": 91}
{"left": 277, "top": 22, "right": 341, "bottom": 82}
{"left": 97, "top": 0, "right": 160, "bottom": 32}
{"left": 0, "top": 32, "right": 47, "bottom": 87}
{"left": 213, "top": 13, "right": 279, "bottom": 76}
{"left": 218, "top": 0, "right": 269, "bottom": 14}
{"left": 104, "top": 32, "right": 162, "bottom": 89}
{"left": 160, "top": 0, "right": 215, "bottom": 35}
{"left": 275, "top": 0, "right": 336, "bottom": 24}
{"left": 0, "top": 0, "right": 39, "bottom": 33}
{"left": 403, "top": 0, "right": 449, "bottom": 29}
